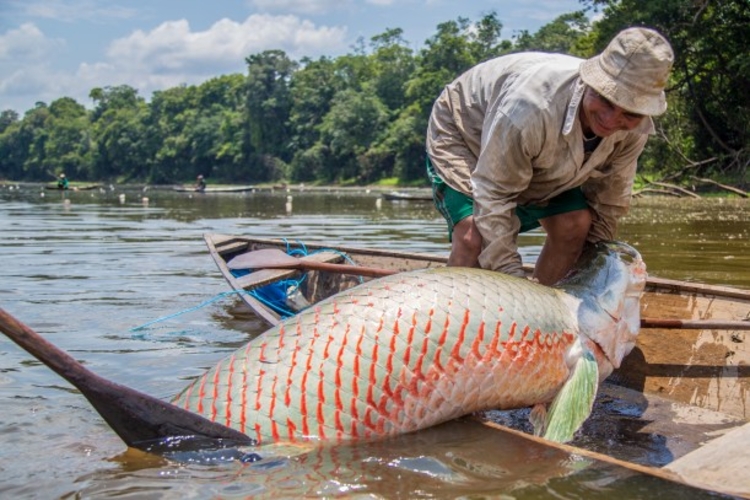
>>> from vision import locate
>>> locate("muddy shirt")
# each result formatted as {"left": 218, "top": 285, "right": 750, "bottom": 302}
{"left": 426, "top": 52, "right": 653, "bottom": 276}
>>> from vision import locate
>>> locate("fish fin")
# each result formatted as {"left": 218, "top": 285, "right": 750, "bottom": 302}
{"left": 542, "top": 349, "right": 599, "bottom": 443}
{"left": 529, "top": 404, "right": 547, "bottom": 436}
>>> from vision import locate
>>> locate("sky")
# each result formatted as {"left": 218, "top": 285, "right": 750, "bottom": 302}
{"left": 0, "top": 0, "right": 585, "bottom": 115}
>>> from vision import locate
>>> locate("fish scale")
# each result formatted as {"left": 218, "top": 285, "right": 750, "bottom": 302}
{"left": 173, "top": 266, "right": 580, "bottom": 444}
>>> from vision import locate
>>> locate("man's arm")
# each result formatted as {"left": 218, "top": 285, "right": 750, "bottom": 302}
{"left": 472, "top": 119, "right": 535, "bottom": 276}
{"left": 583, "top": 133, "right": 649, "bottom": 242}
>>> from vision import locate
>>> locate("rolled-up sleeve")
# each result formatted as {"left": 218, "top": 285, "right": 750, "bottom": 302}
{"left": 472, "top": 115, "right": 537, "bottom": 276}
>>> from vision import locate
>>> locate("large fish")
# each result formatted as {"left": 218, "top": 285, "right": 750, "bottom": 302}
{"left": 173, "top": 241, "right": 646, "bottom": 444}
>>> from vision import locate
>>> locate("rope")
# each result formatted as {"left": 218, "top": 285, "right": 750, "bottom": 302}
{"left": 129, "top": 291, "right": 250, "bottom": 332}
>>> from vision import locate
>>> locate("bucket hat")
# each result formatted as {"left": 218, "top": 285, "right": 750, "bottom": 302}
{"left": 580, "top": 27, "right": 674, "bottom": 116}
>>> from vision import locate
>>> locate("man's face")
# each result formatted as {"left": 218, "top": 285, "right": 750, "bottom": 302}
{"left": 580, "top": 87, "right": 645, "bottom": 137}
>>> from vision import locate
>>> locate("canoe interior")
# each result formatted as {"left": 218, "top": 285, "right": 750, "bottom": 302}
{"left": 205, "top": 233, "right": 750, "bottom": 498}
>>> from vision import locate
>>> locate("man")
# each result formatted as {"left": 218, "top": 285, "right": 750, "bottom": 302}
{"left": 195, "top": 174, "right": 207, "bottom": 193}
{"left": 57, "top": 173, "right": 69, "bottom": 190}
{"left": 426, "top": 27, "right": 674, "bottom": 284}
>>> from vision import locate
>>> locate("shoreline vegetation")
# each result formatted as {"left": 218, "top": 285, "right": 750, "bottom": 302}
{"left": 2, "top": 178, "right": 747, "bottom": 199}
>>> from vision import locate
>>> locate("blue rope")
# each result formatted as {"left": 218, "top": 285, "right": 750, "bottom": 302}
{"left": 129, "top": 290, "right": 251, "bottom": 332}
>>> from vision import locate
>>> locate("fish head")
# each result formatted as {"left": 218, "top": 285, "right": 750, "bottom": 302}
{"left": 558, "top": 241, "right": 647, "bottom": 375}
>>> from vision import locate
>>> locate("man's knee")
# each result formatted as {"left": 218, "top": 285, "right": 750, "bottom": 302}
{"left": 448, "top": 217, "right": 482, "bottom": 266}
{"left": 541, "top": 209, "right": 591, "bottom": 244}
{"left": 454, "top": 217, "right": 482, "bottom": 251}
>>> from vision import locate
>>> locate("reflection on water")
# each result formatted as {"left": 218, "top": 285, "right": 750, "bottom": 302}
{"left": 1, "top": 184, "right": 748, "bottom": 498}
{"left": 73, "top": 419, "right": 722, "bottom": 499}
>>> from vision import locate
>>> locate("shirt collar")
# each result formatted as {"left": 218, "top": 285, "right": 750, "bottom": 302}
{"left": 562, "top": 77, "right": 586, "bottom": 136}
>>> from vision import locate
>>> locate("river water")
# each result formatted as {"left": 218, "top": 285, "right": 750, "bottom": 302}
{"left": 1, "top": 184, "right": 748, "bottom": 499}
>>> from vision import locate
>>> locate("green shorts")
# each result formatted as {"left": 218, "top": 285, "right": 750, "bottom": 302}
{"left": 427, "top": 157, "right": 590, "bottom": 239}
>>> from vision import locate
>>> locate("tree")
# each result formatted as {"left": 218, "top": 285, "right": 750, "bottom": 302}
{"left": 244, "top": 50, "right": 297, "bottom": 181}
{"left": 368, "top": 28, "right": 415, "bottom": 112}
{"left": 17, "top": 103, "right": 51, "bottom": 181}
{"left": 581, "top": 0, "right": 750, "bottom": 182}
{"left": 88, "top": 85, "right": 150, "bottom": 181}
{"left": 42, "top": 97, "right": 93, "bottom": 179}
{"left": 513, "top": 11, "right": 592, "bottom": 56}
{"left": 318, "top": 88, "right": 389, "bottom": 183}
{"left": 0, "top": 109, "right": 19, "bottom": 134}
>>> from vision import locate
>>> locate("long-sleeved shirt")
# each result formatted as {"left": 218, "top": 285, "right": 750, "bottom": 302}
{"left": 426, "top": 52, "right": 653, "bottom": 276}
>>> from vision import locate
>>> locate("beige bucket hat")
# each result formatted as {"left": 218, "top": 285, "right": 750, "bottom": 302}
{"left": 580, "top": 27, "right": 674, "bottom": 116}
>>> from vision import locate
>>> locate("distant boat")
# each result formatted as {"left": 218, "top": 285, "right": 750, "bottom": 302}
{"left": 381, "top": 190, "right": 433, "bottom": 201}
{"left": 173, "top": 185, "right": 256, "bottom": 193}
{"left": 45, "top": 183, "right": 102, "bottom": 191}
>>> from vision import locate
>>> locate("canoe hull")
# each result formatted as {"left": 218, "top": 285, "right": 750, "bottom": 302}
{"left": 174, "top": 185, "right": 256, "bottom": 193}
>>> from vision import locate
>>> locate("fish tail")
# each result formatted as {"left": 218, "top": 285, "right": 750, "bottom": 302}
{"left": 542, "top": 349, "right": 599, "bottom": 443}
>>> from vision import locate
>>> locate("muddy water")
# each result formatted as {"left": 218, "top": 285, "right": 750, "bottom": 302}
{"left": 1, "top": 184, "right": 747, "bottom": 499}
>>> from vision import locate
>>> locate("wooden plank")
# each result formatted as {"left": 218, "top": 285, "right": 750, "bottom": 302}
{"left": 476, "top": 418, "right": 691, "bottom": 488}
{"left": 233, "top": 251, "right": 345, "bottom": 289}
{"left": 478, "top": 383, "right": 747, "bottom": 498}
{"left": 665, "top": 421, "right": 750, "bottom": 499}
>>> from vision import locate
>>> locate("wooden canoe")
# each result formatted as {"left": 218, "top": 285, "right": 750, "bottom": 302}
{"left": 44, "top": 183, "right": 102, "bottom": 191}
{"left": 381, "top": 190, "right": 433, "bottom": 201}
{"left": 173, "top": 185, "right": 256, "bottom": 193}
{"left": 204, "top": 233, "right": 750, "bottom": 498}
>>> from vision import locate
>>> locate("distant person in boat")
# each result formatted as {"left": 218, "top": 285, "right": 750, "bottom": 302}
{"left": 57, "top": 173, "right": 69, "bottom": 190}
{"left": 195, "top": 175, "right": 206, "bottom": 193}
{"left": 426, "top": 27, "right": 674, "bottom": 285}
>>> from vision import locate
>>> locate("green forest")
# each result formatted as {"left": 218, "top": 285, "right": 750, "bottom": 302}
{"left": 0, "top": 0, "right": 748, "bottom": 188}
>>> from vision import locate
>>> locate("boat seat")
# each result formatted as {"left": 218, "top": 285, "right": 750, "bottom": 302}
{"left": 234, "top": 251, "right": 345, "bottom": 290}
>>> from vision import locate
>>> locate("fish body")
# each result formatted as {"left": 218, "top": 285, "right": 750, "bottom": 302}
{"left": 173, "top": 241, "right": 646, "bottom": 444}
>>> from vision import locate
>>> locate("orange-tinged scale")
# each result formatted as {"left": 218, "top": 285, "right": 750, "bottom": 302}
{"left": 254, "top": 369, "right": 265, "bottom": 411}
{"left": 196, "top": 370, "right": 208, "bottom": 414}
{"left": 316, "top": 377, "right": 326, "bottom": 440}
{"left": 300, "top": 370, "right": 310, "bottom": 436}
{"left": 269, "top": 376, "right": 278, "bottom": 423}
{"left": 225, "top": 354, "right": 235, "bottom": 427}
{"left": 287, "top": 418, "right": 297, "bottom": 441}
{"left": 451, "top": 308, "right": 470, "bottom": 362}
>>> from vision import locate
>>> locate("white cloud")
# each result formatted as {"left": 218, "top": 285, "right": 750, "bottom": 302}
{"left": 106, "top": 15, "right": 347, "bottom": 74}
{"left": 0, "top": 23, "right": 72, "bottom": 111}
{"left": 0, "top": 22, "right": 63, "bottom": 60}
{"left": 0, "top": 14, "right": 348, "bottom": 112}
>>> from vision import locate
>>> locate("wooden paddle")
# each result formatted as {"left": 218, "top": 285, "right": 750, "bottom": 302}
{"left": 0, "top": 308, "right": 255, "bottom": 452}
{"left": 227, "top": 248, "right": 397, "bottom": 278}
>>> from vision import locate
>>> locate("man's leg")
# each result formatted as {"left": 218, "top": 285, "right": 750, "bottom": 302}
{"left": 426, "top": 157, "right": 480, "bottom": 267}
{"left": 447, "top": 215, "right": 482, "bottom": 267}
{"left": 534, "top": 208, "right": 592, "bottom": 285}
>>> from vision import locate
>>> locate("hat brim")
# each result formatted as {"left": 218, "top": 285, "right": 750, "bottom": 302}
{"left": 580, "top": 58, "right": 667, "bottom": 116}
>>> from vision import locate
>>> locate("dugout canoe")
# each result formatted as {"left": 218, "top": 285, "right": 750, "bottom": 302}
{"left": 204, "top": 233, "right": 750, "bottom": 498}
{"left": 173, "top": 185, "right": 256, "bottom": 193}
{"left": 44, "top": 183, "right": 102, "bottom": 191}
{"left": 381, "top": 190, "right": 433, "bottom": 201}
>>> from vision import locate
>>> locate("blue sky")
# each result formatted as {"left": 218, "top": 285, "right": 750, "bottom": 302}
{"left": 0, "top": 0, "right": 585, "bottom": 115}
